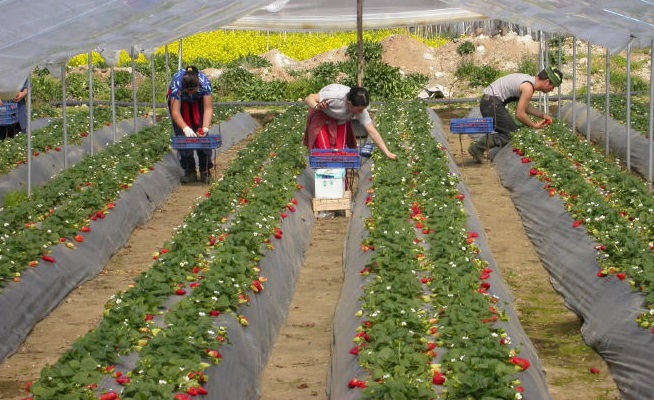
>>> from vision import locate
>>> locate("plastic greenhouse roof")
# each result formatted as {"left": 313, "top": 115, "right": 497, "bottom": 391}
{"left": 1, "top": 0, "right": 653, "bottom": 93}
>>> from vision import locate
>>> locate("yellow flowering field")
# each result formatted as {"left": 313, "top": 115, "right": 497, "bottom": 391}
{"left": 69, "top": 29, "right": 448, "bottom": 67}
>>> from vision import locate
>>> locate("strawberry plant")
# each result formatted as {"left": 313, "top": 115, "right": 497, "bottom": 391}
{"left": 343, "top": 100, "right": 538, "bottom": 399}
{"left": 512, "top": 123, "right": 654, "bottom": 328}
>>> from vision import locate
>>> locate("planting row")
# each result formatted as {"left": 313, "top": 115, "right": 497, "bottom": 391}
{"left": 329, "top": 100, "right": 549, "bottom": 399}
{"left": 491, "top": 118, "right": 654, "bottom": 399}
{"left": 0, "top": 106, "right": 252, "bottom": 362}
{"left": 20, "top": 106, "right": 308, "bottom": 399}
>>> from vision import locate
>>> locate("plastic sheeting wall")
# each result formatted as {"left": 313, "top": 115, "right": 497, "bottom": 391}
{"left": 559, "top": 102, "right": 653, "bottom": 182}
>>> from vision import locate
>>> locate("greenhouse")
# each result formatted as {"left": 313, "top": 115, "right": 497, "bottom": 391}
{"left": 0, "top": 1, "right": 653, "bottom": 399}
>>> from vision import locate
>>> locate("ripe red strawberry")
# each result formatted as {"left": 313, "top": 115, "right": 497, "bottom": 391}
{"left": 281, "top": 212, "right": 288, "bottom": 219}
{"left": 175, "top": 289, "right": 187, "bottom": 295}
{"left": 510, "top": 356, "right": 531, "bottom": 371}
{"left": 210, "top": 310, "right": 221, "bottom": 317}
{"left": 100, "top": 392, "right": 119, "bottom": 400}
{"left": 348, "top": 378, "right": 367, "bottom": 388}
{"left": 572, "top": 219, "right": 584, "bottom": 228}
{"left": 74, "top": 235, "right": 84, "bottom": 243}
{"left": 432, "top": 372, "right": 446, "bottom": 385}
{"left": 251, "top": 280, "right": 264, "bottom": 292}
{"left": 589, "top": 367, "right": 601, "bottom": 374}
{"left": 174, "top": 394, "right": 192, "bottom": 400}
{"left": 81, "top": 226, "right": 91, "bottom": 232}
{"left": 115, "top": 376, "right": 131, "bottom": 385}
{"left": 206, "top": 349, "right": 222, "bottom": 359}
{"left": 42, "top": 255, "right": 56, "bottom": 263}
{"left": 616, "top": 272, "right": 627, "bottom": 280}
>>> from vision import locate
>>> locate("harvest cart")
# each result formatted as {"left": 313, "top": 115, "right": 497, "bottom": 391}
{"left": 450, "top": 117, "right": 495, "bottom": 162}
{"left": 309, "top": 148, "right": 361, "bottom": 217}
{"left": 171, "top": 135, "right": 222, "bottom": 179}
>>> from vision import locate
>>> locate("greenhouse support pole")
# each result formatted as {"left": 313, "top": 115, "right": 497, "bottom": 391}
{"left": 649, "top": 40, "right": 654, "bottom": 186}
{"left": 356, "top": 0, "right": 364, "bottom": 86}
{"left": 586, "top": 42, "right": 591, "bottom": 141}
{"left": 178, "top": 39, "right": 183, "bottom": 71}
{"left": 111, "top": 67, "right": 117, "bottom": 143}
{"left": 132, "top": 49, "right": 138, "bottom": 134}
{"left": 26, "top": 74, "right": 33, "bottom": 198}
{"left": 165, "top": 45, "right": 171, "bottom": 91}
{"left": 626, "top": 38, "right": 633, "bottom": 171}
{"left": 151, "top": 54, "right": 157, "bottom": 125}
{"left": 572, "top": 36, "right": 577, "bottom": 137}
{"left": 604, "top": 48, "right": 611, "bottom": 156}
{"left": 539, "top": 31, "right": 547, "bottom": 113}
{"left": 556, "top": 36, "right": 562, "bottom": 119}
{"left": 62, "top": 64, "right": 69, "bottom": 169}
{"left": 88, "top": 51, "right": 95, "bottom": 156}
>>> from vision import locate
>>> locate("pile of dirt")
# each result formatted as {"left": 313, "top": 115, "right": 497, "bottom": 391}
{"left": 254, "top": 33, "right": 543, "bottom": 98}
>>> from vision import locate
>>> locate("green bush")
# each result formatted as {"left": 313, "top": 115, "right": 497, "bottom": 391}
{"left": 456, "top": 41, "right": 476, "bottom": 56}
{"left": 214, "top": 67, "right": 262, "bottom": 101}
{"left": 345, "top": 41, "right": 383, "bottom": 62}
{"left": 610, "top": 70, "right": 650, "bottom": 92}
{"left": 65, "top": 72, "right": 110, "bottom": 101}
{"left": 227, "top": 55, "right": 272, "bottom": 69}
{"left": 338, "top": 60, "right": 428, "bottom": 100}
{"left": 113, "top": 70, "right": 132, "bottom": 87}
{"left": 31, "top": 75, "right": 62, "bottom": 104}
{"left": 455, "top": 61, "right": 500, "bottom": 88}
{"left": 517, "top": 55, "right": 539, "bottom": 76}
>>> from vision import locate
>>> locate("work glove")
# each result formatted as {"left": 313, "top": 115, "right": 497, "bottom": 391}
{"left": 182, "top": 126, "right": 197, "bottom": 137}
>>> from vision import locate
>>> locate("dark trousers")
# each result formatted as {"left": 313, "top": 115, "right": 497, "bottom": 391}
{"left": 471, "top": 96, "right": 516, "bottom": 151}
{"left": 167, "top": 99, "right": 213, "bottom": 175}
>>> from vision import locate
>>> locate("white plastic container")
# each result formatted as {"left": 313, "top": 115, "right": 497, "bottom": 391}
{"left": 314, "top": 168, "right": 345, "bottom": 199}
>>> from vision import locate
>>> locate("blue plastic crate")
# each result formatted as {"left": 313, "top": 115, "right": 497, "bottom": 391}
{"left": 172, "top": 135, "right": 222, "bottom": 150}
{"left": 360, "top": 142, "right": 375, "bottom": 158}
{"left": 450, "top": 117, "right": 494, "bottom": 134}
{"left": 310, "top": 149, "right": 360, "bottom": 169}
{"left": 0, "top": 102, "right": 18, "bottom": 126}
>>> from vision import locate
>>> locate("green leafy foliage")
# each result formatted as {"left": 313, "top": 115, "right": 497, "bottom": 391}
{"left": 455, "top": 61, "right": 500, "bottom": 88}
{"left": 456, "top": 40, "right": 476, "bottom": 56}
{"left": 517, "top": 55, "right": 539, "bottom": 76}
{"left": 345, "top": 40, "right": 383, "bottom": 62}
